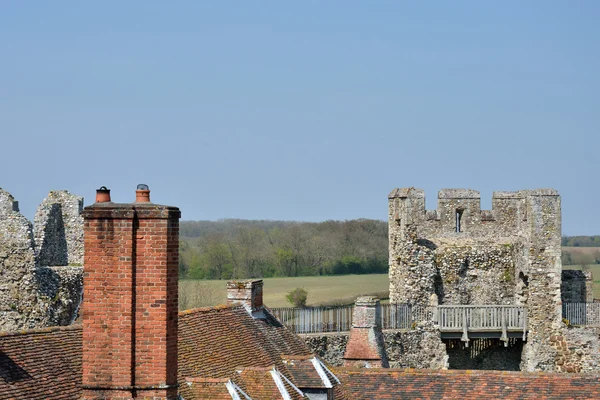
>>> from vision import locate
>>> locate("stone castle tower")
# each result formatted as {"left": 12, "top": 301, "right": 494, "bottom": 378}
{"left": 388, "top": 188, "right": 565, "bottom": 371}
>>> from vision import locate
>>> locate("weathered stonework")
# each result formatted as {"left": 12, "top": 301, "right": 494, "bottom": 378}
{"left": 0, "top": 188, "right": 83, "bottom": 331}
{"left": 550, "top": 327, "right": 600, "bottom": 373}
{"left": 561, "top": 270, "right": 593, "bottom": 303}
{"left": 34, "top": 190, "right": 84, "bottom": 266}
{"left": 387, "top": 188, "right": 594, "bottom": 372}
{"left": 305, "top": 325, "right": 448, "bottom": 369}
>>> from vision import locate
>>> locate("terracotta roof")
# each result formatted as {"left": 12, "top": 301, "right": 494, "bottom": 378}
{"left": 282, "top": 355, "right": 338, "bottom": 389}
{"left": 178, "top": 304, "right": 311, "bottom": 385}
{"left": 234, "top": 367, "right": 304, "bottom": 400}
{"left": 335, "top": 368, "right": 600, "bottom": 400}
{"left": 0, "top": 324, "right": 82, "bottom": 400}
{"left": 182, "top": 377, "right": 240, "bottom": 400}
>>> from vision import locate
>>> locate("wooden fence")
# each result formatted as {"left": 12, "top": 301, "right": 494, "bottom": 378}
{"left": 563, "top": 303, "right": 600, "bottom": 326}
{"left": 270, "top": 303, "right": 413, "bottom": 334}
{"left": 271, "top": 303, "right": 530, "bottom": 338}
{"left": 270, "top": 305, "right": 354, "bottom": 334}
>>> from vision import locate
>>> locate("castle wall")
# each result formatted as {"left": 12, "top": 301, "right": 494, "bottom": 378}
{"left": 561, "top": 270, "right": 593, "bottom": 303}
{"left": 0, "top": 188, "right": 83, "bottom": 331}
{"left": 304, "top": 326, "right": 448, "bottom": 370}
{"left": 305, "top": 329, "right": 522, "bottom": 371}
{"left": 34, "top": 190, "right": 84, "bottom": 266}
{"left": 388, "top": 188, "right": 565, "bottom": 372}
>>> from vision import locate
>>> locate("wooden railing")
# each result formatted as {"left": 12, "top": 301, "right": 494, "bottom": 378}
{"left": 270, "top": 303, "right": 413, "bottom": 334}
{"left": 270, "top": 305, "right": 354, "bottom": 334}
{"left": 380, "top": 303, "right": 413, "bottom": 330}
{"left": 437, "top": 305, "right": 527, "bottom": 345}
{"left": 271, "top": 304, "right": 529, "bottom": 341}
{"left": 563, "top": 303, "right": 600, "bottom": 326}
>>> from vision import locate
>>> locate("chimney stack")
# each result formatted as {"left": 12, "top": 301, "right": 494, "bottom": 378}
{"left": 342, "top": 296, "right": 389, "bottom": 368}
{"left": 227, "top": 280, "right": 264, "bottom": 317}
{"left": 82, "top": 185, "right": 181, "bottom": 399}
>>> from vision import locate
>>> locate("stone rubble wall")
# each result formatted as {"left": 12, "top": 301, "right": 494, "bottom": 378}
{"left": 0, "top": 188, "right": 83, "bottom": 331}
{"left": 388, "top": 188, "right": 593, "bottom": 373}
{"left": 561, "top": 270, "right": 594, "bottom": 303}
{"left": 304, "top": 324, "right": 448, "bottom": 369}
{"left": 34, "top": 190, "right": 84, "bottom": 266}
{"left": 551, "top": 327, "right": 600, "bottom": 373}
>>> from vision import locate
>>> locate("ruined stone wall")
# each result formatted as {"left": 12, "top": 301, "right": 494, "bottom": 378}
{"left": 305, "top": 326, "right": 489, "bottom": 370}
{"left": 388, "top": 188, "right": 565, "bottom": 372}
{"left": 306, "top": 330, "right": 526, "bottom": 371}
{"left": 0, "top": 188, "right": 83, "bottom": 331}
{"left": 562, "top": 270, "right": 593, "bottom": 303}
{"left": 34, "top": 190, "right": 84, "bottom": 267}
{"left": 550, "top": 327, "right": 600, "bottom": 373}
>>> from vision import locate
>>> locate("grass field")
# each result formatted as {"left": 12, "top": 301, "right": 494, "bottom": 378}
{"left": 179, "top": 274, "right": 390, "bottom": 310}
{"left": 563, "top": 247, "right": 600, "bottom": 256}
{"left": 179, "top": 260, "right": 600, "bottom": 311}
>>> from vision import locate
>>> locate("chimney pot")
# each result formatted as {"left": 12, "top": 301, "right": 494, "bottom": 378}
{"left": 95, "top": 186, "right": 111, "bottom": 203}
{"left": 136, "top": 184, "right": 151, "bottom": 203}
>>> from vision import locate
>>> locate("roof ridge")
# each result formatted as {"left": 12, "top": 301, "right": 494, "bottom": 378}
{"left": 335, "top": 367, "right": 600, "bottom": 378}
{"left": 179, "top": 303, "right": 240, "bottom": 316}
{"left": 0, "top": 323, "right": 82, "bottom": 337}
{"left": 185, "top": 377, "right": 230, "bottom": 383}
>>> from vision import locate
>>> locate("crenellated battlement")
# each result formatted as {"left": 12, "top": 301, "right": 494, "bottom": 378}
{"left": 0, "top": 188, "right": 84, "bottom": 332}
{"left": 388, "top": 186, "right": 565, "bottom": 372}
{"left": 389, "top": 188, "right": 559, "bottom": 237}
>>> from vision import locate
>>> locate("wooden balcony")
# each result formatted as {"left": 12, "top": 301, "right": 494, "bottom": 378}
{"left": 436, "top": 305, "right": 527, "bottom": 346}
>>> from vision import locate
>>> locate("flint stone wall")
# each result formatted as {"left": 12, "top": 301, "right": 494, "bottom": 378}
{"left": 304, "top": 324, "right": 447, "bottom": 369}
{"left": 551, "top": 327, "right": 600, "bottom": 373}
{"left": 561, "top": 270, "right": 593, "bottom": 303}
{"left": 0, "top": 188, "right": 83, "bottom": 331}
{"left": 388, "top": 188, "right": 569, "bottom": 372}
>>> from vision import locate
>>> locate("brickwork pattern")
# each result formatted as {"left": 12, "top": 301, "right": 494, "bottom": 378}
{"left": 81, "top": 203, "right": 180, "bottom": 400}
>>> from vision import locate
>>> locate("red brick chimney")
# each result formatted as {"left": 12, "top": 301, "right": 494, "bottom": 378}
{"left": 343, "top": 296, "right": 389, "bottom": 368}
{"left": 227, "top": 280, "right": 264, "bottom": 317}
{"left": 82, "top": 186, "right": 181, "bottom": 399}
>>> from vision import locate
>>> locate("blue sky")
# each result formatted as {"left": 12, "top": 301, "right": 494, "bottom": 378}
{"left": 0, "top": 2, "right": 598, "bottom": 234}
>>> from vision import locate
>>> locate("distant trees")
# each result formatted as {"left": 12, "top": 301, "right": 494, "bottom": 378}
{"left": 562, "top": 236, "right": 600, "bottom": 247}
{"left": 179, "top": 219, "right": 388, "bottom": 279}
{"left": 180, "top": 222, "right": 600, "bottom": 278}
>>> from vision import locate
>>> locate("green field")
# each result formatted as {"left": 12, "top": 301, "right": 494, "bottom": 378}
{"left": 179, "top": 263, "right": 600, "bottom": 311}
{"left": 179, "top": 274, "right": 390, "bottom": 310}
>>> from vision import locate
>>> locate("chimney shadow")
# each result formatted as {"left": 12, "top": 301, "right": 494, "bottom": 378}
{"left": 0, "top": 352, "right": 33, "bottom": 383}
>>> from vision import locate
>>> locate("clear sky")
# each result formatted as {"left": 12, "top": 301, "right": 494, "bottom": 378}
{"left": 0, "top": 2, "right": 598, "bottom": 235}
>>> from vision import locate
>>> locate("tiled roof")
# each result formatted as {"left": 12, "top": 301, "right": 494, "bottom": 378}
{"left": 181, "top": 377, "right": 238, "bottom": 400}
{"left": 282, "top": 355, "right": 338, "bottom": 389}
{"left": 0, "top": 324, "right": 82, "bottom": 400}
{"left": 178, "top": 304, "right": 311, "bottom": 385}
{"left": 335, "top": 368, "right": 600, "bottom": 400}
{"left": 234, "top": 367, "right": 304, "bottom": 400}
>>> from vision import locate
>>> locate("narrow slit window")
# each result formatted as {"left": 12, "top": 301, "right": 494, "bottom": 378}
{"left": 456, "top": 209, "right": 463, "bottom": 232}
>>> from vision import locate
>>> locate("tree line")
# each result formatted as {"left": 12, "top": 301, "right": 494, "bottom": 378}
{"left": 562, "top": 236, "right": 600, "bottom": 247}
{"left": 179, "top": 221, "right": 600, "bottom": 279}
{"left": 179, "top": 219, "right": 388, "bottom": 279}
